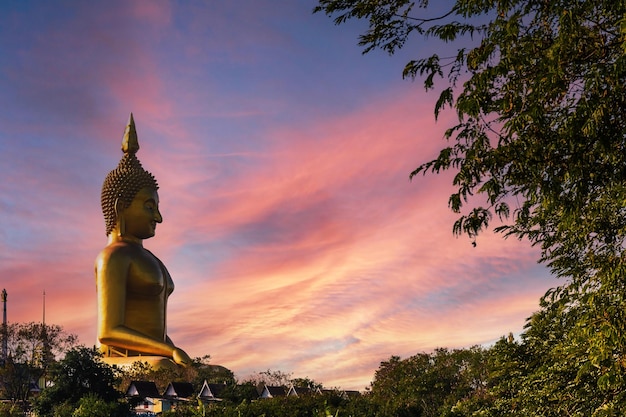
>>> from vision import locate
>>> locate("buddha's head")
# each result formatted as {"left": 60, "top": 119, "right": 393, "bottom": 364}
{"left": 101, "top": 114, "right": 159, "bottom": 236}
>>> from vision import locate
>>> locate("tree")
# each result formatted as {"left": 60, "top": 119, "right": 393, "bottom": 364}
{"left": 0, "top": 402, "right": 22, "bottom": 417}
{"left": 291, "top": 377, "right": 322, "bottom": 390}
{"left": 0, "top": 322, "right": 77, "bottom": 403}
{"left": 116, "top": 359, "right": 183, "bottom": 393}
{"left": 451, "top": 293, "right": 626, "bottom": 416}
{"left": 218, "top": 380, "right": 259, "bottom": 404}
{"left": 190, "top": 355, "right": 236, "bottom": 386}
{"left": 505, "top": 289, "right": 626, "bottom": 416}
{"left": 0, "top": 359, "right": 32, "bottom": 407}
{"left": 315, "top": 0, "right": 626, "bottom": 408}
{"left": 368, "top": 347, "right": 487, "bottom": 417}
{"left": 31, "top": 346, "right": 128, "bottom": 417}
{"left": 115, "top": 355, "right": 235, "bottom": 395}
{"left": 71, "top": 393, "right": 126, "bottom": 417}
{"left": 254, "top": 369, "right": 293, "bottom": 387}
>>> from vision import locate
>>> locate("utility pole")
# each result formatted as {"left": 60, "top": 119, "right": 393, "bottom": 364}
{"left": 41, "top": 290, "right": 49, "bottom": 388}
{"left": 1, "top": 289, "right": 7, "bottom": 366}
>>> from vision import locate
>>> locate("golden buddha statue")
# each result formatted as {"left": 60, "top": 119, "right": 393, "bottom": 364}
{"left": 95, "top": 114, "right": 191, "bottom": 369}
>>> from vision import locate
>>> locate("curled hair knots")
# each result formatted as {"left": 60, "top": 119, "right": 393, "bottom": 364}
{"left": 101, "top": 153, "right": 158, "bottom": 236}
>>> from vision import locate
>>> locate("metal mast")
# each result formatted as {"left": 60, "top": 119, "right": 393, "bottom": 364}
{"left": 1, "top": 289, "right": 7, "bottom": 365}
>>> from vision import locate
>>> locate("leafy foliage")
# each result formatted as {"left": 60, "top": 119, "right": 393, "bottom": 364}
{"left": 368, "top": 347, "right": 487, "bottom": 417}
{"left": 249, "top": 369, "right": 294, "bottom": 387}
{"left": 217, "top": 381, "right": 259, "bottom": 404}
{"left": 70, "top": 393, "right": 126, "bottom": 417}
{"left": 31, "top": 346, "right": 128, "bottom": 417}
{"left": 198, "top": 394, "right": 368, "bottom": 417}
{"left": 291, "top": 377, "right": 323, "bottom": 390}
{"left": 116, "top": 359, "right": 184, "bottom": 393}
{"left": 162, "top": 403, "right": 204, "bottom": 417}
{"left": 0, "top": 322, "right": 76, "bottom": 403}
{"left": 0, "top": 402, "right": 23, "bottom": 417}
{"left": 190, "top": 355, "right": 236, "bottom": 387}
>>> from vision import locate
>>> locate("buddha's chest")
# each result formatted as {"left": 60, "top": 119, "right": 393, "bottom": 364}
{"left": 126, "top": 253, "right": 174, "bottom": 297}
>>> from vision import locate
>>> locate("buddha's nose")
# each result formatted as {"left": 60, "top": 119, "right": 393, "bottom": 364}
{"left": 155, "top": 209, "right": 163, "bottom": 223}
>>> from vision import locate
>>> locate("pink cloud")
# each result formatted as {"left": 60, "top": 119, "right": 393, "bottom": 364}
{"left": 141, "top": 90, "right": 553, "bottom": 389}
{"left": 128, "top": 1, "right": 172, "bottom": 26}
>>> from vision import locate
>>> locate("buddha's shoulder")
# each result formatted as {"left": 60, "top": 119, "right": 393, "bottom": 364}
{"left": 96, "top": 242, "right": 148, "bottom": 263}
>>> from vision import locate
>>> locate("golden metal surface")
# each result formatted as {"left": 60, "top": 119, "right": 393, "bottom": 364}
{"left": 95, "top": 114, "right": 191, "bottom": 368}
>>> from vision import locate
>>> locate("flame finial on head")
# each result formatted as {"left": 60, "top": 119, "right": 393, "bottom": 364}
{"left": 122, "top": 113, "right": 140, "bottom": 154}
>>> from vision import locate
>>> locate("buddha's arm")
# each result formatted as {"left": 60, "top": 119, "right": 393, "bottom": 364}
{"left": 95, "top": 247, "right": 178, "bottom": 359}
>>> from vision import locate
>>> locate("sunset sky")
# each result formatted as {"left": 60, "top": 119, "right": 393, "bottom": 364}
{"left": 0, "top": 1, "right": 555, "bottom": 390}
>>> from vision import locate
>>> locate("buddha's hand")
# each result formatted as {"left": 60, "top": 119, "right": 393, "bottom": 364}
{"left": 173, "top": 347, "right": 192, "bottom": 367}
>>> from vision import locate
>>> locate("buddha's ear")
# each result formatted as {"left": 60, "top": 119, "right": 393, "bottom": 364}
{"left": 114, "top": 198, "right": 126, "bottom": 237}
{"left": 114, "top": 198, "right": 124, "bottom": 218}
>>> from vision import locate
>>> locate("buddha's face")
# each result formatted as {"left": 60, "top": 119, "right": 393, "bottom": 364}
{"left": 122, "top": 187, "right": 162, "bottom": 240}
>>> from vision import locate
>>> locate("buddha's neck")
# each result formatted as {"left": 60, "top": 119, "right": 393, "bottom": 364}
{"left": 107, "top": 231, "right": 143, "bottom": 247}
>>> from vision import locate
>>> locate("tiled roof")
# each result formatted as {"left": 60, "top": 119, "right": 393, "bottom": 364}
{"left": 126, "top": 381, "right": 160, "bottom": 398}
{"left": 262, "top": 385, "right": 287, "bottom": 398}
{"left": 287, "top": 386, "right": 315, "bottom": 396}
{"left": 163, "top": 381, "right": 195, "bottom": 398}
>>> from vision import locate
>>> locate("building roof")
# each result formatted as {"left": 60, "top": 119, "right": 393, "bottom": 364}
{"left": 163, "top": 381, "right": 195, "bottom": 399}
{"left": 260, "top": 385, "right": 287, "bottom": 398}
{"left": 320, "top": 388, "right": 362, "bottom": 399}
{"left": 126, "top": 381, "right": 160, "bottom": 398}
{"left": 29, "top": 380, "right": 41, "bottom": 393}
{"left": 287, "top": 386, "right": 315, "bottom": 397}
{"left": 199, "top": 381, "right": 227, "bottom": 400}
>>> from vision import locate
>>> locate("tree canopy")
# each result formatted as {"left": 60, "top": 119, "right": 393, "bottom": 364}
{"left": 31, "top": 346, "right": 127, "bottom": 417}
{"left": 369, "top": 347, "right": 488, "bottom": 417}
{"left": 0, "top": 322, "right": 76, "bottom": 403}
